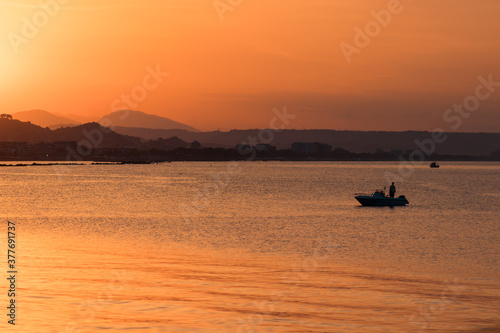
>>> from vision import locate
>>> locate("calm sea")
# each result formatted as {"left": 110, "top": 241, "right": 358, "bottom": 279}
{"left": 0, "top": 161, "right": 499, "bottom": 332}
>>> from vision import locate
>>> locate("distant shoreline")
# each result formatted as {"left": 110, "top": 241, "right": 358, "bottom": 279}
{"left": 1, "top": 158, "right": 500, "bottom": 167}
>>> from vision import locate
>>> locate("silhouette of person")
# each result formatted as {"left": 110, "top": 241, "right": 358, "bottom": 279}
{"left": 389, "top": 182, "right": 396, "bottom": 198}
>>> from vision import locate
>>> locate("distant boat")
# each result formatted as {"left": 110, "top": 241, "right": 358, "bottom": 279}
{"left": 355, "top": 190, "right": 409, "bottom": 207}
{"left": 430, "top": 162, "right": 440, "bottom": 168}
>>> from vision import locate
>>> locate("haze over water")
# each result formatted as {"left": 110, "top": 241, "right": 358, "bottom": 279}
{"left": 1, "top": 161, "right": 499, "bottom": 332}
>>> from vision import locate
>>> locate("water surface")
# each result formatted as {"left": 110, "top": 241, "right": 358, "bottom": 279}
{"left": 0, "top": 162, "right": 498, "bottom": 332}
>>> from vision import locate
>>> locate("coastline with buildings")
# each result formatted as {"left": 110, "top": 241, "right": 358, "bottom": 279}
{"left": 1, "top": 140, "right": 499, "bottom": 162}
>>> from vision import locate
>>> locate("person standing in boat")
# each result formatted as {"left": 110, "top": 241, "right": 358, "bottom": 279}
{"left": 389, "top": 182, "right": 396, "bottom": 198}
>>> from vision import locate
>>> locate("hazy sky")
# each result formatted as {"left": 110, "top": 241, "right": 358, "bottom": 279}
{"left": 1, "top": 0, "right": 499, "bottom": 131}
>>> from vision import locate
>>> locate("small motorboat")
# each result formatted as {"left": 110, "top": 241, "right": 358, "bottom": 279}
{"left": 355, "top": 190, "right": 409, "bottom": 207}
{"left": 430, "top": 162, "right": 440, "bottom": 168}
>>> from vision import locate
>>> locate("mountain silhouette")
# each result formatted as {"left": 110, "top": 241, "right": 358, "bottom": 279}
{"left": 111, "top": 127, "right": 500, "bottom": 156}
{"left": 3, "top": 117, "right": 500, "bottom": 157}
{"left": 0, "top": 118, "right": 52, "bottom": 142}
{"left": 51, "top": 123, "right": 140, "bottom": 147}
{"left": 0, "top": 118, "right": 139, "bottom": 147}
{"left": 12, "top": 110, "right": 80, "bottom": 129}
{"left": 142, "top": 136, "right": 190, "bottom": 150}
{"left": 100, "top": 110, "right": 199, "bottom": 132}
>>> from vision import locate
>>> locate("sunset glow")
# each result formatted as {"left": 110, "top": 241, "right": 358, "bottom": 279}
{"left": 1, "top": 2, "right": 500, "bottom": 331}
{"left": 1, "top": 0, "right": 499, "bottom": 131}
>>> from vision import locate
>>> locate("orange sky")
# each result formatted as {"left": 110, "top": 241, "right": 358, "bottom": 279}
{"left": 1, "top": 0, "right": 499, "bottom": 131}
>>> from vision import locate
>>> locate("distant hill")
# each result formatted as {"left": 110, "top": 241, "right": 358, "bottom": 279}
{"left": 112, "top": 127, "right": 200, "bottom": 141}
{"left": 0, "top": 118, "right": 52, "bottom": 142}
{"left": 0, "top": 118, "right": 140, "bottom": 147}
{"left": 142, "top": 136, "right": 190, "bottom": 150}
{"left": 2, "top": 117, "right": 500, "bottom": 157}
{"left": 112, "top": 127, "right": 500, "bottom": 156}
{"left": 111, "top": 127, "right": 229, "bottom": 148}
{"left": 100, "top": 110, "right": 199, "bottom": 132}
{"left": 51, "top": 123, "right": 141, "bottom": 147}
{"left": 12, "top": 110, "right": 80, "bottom": 128}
